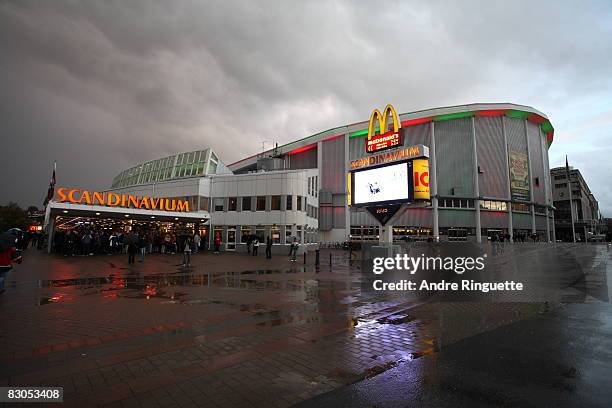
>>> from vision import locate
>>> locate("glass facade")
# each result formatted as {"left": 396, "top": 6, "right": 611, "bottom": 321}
{"left": 111, "top": 148, "right": 226, "bottom": 188}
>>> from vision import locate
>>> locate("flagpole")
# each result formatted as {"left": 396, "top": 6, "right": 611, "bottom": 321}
{"left": 566, "top": 155, "right": 576, "bottom": 243}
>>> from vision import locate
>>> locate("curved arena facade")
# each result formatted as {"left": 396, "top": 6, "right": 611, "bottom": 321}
{"left": 228, "top": 102, "right": 555, "bottom": 243}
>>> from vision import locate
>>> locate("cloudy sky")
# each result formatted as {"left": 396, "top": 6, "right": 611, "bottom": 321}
{"left": 1, "top": 0, "right": 611, "bottom": 214}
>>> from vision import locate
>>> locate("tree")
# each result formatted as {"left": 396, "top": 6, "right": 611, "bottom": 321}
{"left": 0, "top": 202, "right": 30, "bottom": 232}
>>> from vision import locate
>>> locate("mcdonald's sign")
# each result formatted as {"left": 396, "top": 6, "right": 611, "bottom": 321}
{"left": 366, "top": 104, "right": 403, "bottom": 153}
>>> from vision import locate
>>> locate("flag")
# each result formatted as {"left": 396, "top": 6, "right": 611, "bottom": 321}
{"left": 43, "top": 162, "right": 56, "bottom": 206}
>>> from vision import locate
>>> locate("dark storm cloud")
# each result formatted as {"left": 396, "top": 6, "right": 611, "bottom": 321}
{"left": 1, "top": 0, "right": 611, "bottom": 214}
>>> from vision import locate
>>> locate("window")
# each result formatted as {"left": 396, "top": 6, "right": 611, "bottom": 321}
{"left": 480, "top": 200, "right": 507, "bottom": 211}
{"left": 241, "top": 227, "right": 252, "bottom": 243}
{"left": 242, "top": 197, "right": 252, "bottom": 211}
{"left": 228, "top": 197, "right": 237, "bottom": 211}
{"left": 535, "top": 205, "right": 547, "bottom": 215}
{"left": 314, "top": 176, "right": 318, "bottom": 197}
{"left": 555, "top": 183, "right": 567, "bottom": 188}
{"left": 271, "top": 195, "right": 281, "bottom": 211}
{"left": 534, "top": 177, "right": 540, "bottom": 187}
{"left": 439, "top": 198, "right": 475, "bottom": 209}
{"left": 297, "top": 196, "right": 302, "bottom": 211}
{"left": 271, "top": 226, "right": 281, "bottom": 244}
{"left": 256, "top": 196, "right": 266, "bottom": 211}
{"left": 286, "top": 195, "right": 293, "bottom": 210}
{"left": 296, "top": 225, "right": 303, "bottom": 242}
{"left": 512, "top": 203, "right": 530, "bottom": 213}
{"left": 213, "top": 198, "right": 224, "bottom": 212}
{"left": 286, "top": 225, "right": 293, "bottom": 242}
{"left": 308, "top": 177, "right": 311, "bottom": 195}
{"left": 255, "top": 227, "right": 265, "bottom": 241}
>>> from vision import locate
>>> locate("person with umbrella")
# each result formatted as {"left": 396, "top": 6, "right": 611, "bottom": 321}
{"left": 0, "top": 230, "right": 23, "bottom": 294}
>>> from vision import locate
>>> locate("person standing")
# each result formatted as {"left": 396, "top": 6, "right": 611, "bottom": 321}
{"left": 182, "top": 236, "right": 192, "bottom": 267}
{"left": 138, "top": 233, "right": 148, "bottom": 263}
{"left": 126, "top": 231, "right": 138, "bottom": 264}
{"left": 82, "top": 231, "right": 93, "bottom": 256}
{"left": 289, "top": 237, "right": 299, "bottom": 262}
{"left": 252, "top": 237, "right": 259, "bottom": 256}
{"left": 265, "top": 236, "right": 272, "bottom": 259}
{"left": 214, "top": 231, "right": 221, "bottom": 254}
{"left": 0, "top": 232, "right": 22, "bottom": 294}
{"left": 193, "top": 233, "right": 201, "bottom": 254}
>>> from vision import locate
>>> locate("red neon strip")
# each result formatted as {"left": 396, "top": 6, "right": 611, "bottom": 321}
{"left": 322, "top": 133, "right": 344, "bottom": 142}
{"left": 527, "top": 114, "right": 546, "bottom": 124}
{"left": 475, "top": 109, "right": 507, "bottom": 117}
{"left": 400, "top": 117, "right": 432, "bottom": 127}
{"left": 287, "top": 143, "right": 317, "bottom": 155}
{"left": 546, "top": 131, "right": 554, "bottom": 143}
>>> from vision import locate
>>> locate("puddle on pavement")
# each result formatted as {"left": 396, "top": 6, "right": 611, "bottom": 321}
{"left": 38, "top": 293, "right": 68, "bottom": 305}
{"left": 31, "top": 269, "right": 361, "bottom": 309}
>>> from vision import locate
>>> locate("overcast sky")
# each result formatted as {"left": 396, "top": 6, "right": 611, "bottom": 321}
{"left": 1, "top": 0, "right": 611, "bottom": 214}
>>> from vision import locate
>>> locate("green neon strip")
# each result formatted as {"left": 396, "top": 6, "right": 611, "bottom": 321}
{"left": 541, "top": 121, "right": 553, "bottom": 133}
{"left": 433, "top": 111, "right": 474, "bottom": 121}
{"left": 505, "top": 110, "right": 529, "bottom": 119}
{"left": 349, "top": 127, "right": 373, "bottom": 138}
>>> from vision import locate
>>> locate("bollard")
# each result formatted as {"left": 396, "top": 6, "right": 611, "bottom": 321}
{"left": 315, "top": 249, "right": 320, "bottom": 265}
{"left": 303, "top": 252, "right": 306, "bottom": 265}
{"left": 329, "top": 252, "right": 332, "bottom": 266}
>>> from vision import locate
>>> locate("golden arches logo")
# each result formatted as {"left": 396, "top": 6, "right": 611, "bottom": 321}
{"left": 368, "top": 104, "right": 400, "bottom": 140}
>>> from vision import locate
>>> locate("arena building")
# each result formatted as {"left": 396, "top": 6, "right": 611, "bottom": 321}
{"left": 46, "top": 102, "right": 556, "bottom": 251}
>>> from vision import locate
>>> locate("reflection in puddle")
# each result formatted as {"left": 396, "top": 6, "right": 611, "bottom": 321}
{"left": 38, "top": 293, "right": 67, "bottom": 305}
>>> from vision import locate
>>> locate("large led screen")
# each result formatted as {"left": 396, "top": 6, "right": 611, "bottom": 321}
{"left": 353, "top": 161, "right": 410, "bottom": 205}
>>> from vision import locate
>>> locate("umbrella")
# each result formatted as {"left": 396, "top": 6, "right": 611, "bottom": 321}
{"left": 0, "top": 232, "right": 17, "bottom": 252}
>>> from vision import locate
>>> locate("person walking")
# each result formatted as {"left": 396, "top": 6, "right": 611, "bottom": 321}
{"left": 193, "top": 233, "right": 201, "bottom": 254}
{"left": 182, "top": 236, "right": 192, "bottom": 267}
{"left": 265, "top": 236, "right": 272, "bottom": 259}
{"left": 252, "top": 237, "right": 259, "bottom": 256}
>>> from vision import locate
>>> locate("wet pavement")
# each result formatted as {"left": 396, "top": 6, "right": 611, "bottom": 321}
{"left": 0, "top": 245, "right": 611, "bottom": 407}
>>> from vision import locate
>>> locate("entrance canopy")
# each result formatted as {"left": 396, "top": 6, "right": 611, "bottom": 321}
{"left": 45, "top": 201, "right": 210, "bottom": 227}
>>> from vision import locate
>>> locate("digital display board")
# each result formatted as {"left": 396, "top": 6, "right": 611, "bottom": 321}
{"left": 353, "top": 161, "right": 411, "bottom": 205}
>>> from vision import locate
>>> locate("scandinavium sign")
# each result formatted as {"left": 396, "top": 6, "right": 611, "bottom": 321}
{"left": 55, "top": 188, "right": 190, "bottom": 212}
{"left": 350, "top": 144, "right": 429, "bottom": 170}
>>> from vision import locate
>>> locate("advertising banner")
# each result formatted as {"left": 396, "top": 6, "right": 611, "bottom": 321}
{"left": 412, "top": 159, "right": 430, "bottom": 200}
{"left": 352, "top": 161, "right": 412, "bottom": 205}
{"left": 509, "top": 151, "right": 530, "bottom": 201}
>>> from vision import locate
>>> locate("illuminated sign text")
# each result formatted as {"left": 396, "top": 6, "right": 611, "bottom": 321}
{"left": 56, "top": 188, "right": 190, "bottom": 212}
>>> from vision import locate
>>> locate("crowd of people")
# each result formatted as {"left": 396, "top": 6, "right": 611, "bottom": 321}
{"left": 51, "top": 228, "right": 203, "bottom": 260}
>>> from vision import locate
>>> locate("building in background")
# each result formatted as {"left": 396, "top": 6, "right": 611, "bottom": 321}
{"left": 550, "top": 166, "right": 605, "bottom": 241}
{"left": 47, "top": 102, "right": 558, "bottom": 250}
